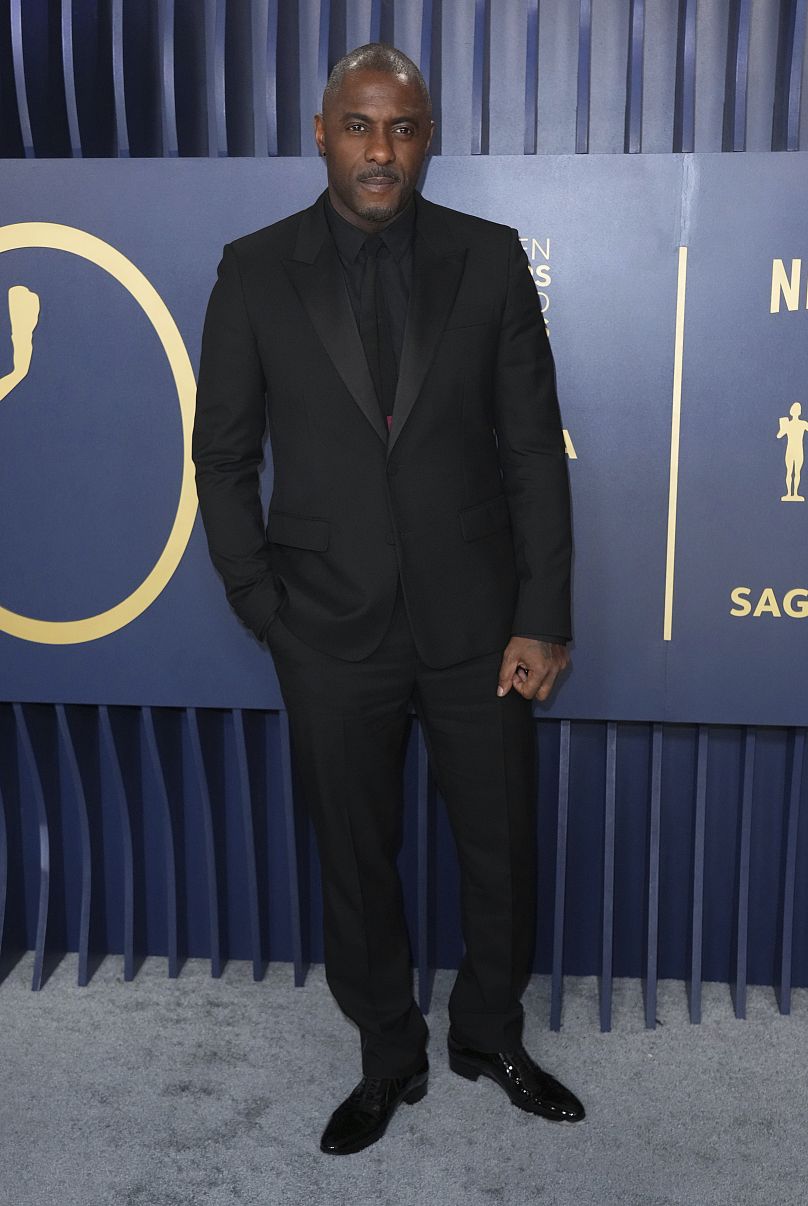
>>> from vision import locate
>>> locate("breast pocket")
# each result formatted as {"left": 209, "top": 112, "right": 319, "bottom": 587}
{"left": 443, "top": 303, "right": 496, "bottom": 331}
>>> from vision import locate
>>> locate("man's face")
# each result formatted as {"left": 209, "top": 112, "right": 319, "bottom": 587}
{"left": 314, "top": 69, "right": 434, "bottom": 232}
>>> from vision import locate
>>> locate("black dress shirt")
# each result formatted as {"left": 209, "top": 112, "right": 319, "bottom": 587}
{"left": 323, "top": 194, "right": 565, "bottom": 649}
{"left": 324, "top": 195, "right": 413, "bottom": 380}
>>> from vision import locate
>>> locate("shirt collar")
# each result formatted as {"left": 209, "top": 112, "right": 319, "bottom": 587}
{"left": 324, "top": 193, "right": 416, "bottom": 265}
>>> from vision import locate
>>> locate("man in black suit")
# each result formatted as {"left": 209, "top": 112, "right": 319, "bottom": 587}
{"left": 193, "top": 43, "right": 584, "bottom": 1155}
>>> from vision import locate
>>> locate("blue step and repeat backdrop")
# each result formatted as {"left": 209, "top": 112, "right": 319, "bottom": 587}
{"left": 1, "top": 152, "right": 806, "bottom": 726}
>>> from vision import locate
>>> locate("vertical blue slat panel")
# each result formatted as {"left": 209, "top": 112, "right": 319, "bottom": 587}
{"left": 9, "top": 0, "right": 34, "bottom": 156}
{"left": 600, "top": 722, "right": 617, "bottom": 1032}
{"left": 205, "top": 0, "right": 227, "bottom": 154}
{"left": 644, "top": 723, "right": 662, "bottom": 1029}
{"left": 589, "top": 0, "right": 630, "bottom": 153}
{"left": 185, "top": 709, "right": 222, "bottom": 977}
{"left": 642, "top": 0, "right": 678, "bottom": 152}
{"left": 141, "top": 708, "right": 179, "bottom": 977}
{"left": 422, "top": 0, "right": 440, "bottom": 149}
{"left": 251, "top": 0, "right": 278, "bottom": 156}
{"left": 795, "top": 0, "right": 808, "bottom": 148}
{"left": 55, "top": 706, "right": 92, "bottom": 986}
{"left": 549, "top": 721, "right": 571, "bottom": 1030}
{"left": 488, "top": 0, "right": 527, "bottom": 154}
{"left": 674, "top": 0, "right": 698, "bottom": 151}
{"left": 252, "top": 0, "right": 268, "bottom": 155}
{"left": 418, "top": 0, "right": 435, "bottom": 84}
{"left": 723, "top": 0, "right": 751, "bottom": 150}
{"left": 732, "top": 728, "right": 755, "bottom": 1018}
{"left": 524, "top": 0, "right": 539, "bottom": 153}
{"left": 776, "top": 729, "right": 805, "bottom": 1014}
{"left": 98, "top": 707, "right": 135, "bottom": 979}
{"left": 392, "top": 0, "right": 423, "bottom": 64}
{"left": 470, "top": 0, "right": 490, "bottom": 154}
{"left": 297, "top": 0, "right": 329, "bottom": 156}
{"left": 0, "top": 705, "right": 27, "bottom": 968}
{"left": 61, "top": 0, "right": 81, "bottom": 155}
{"left": 576, "top": 0, "right": 592, "bottom": 152}
{"left": 773, "top": 0, "right": 808, "bottom": 149}
{"left": 225, "top": 0, "right": 257, "bottom": 154}
{"left": 278, "top": 710, "right": 306, "bottom": 986}
{"left": 695, "top": 0, "right": 731, "bottom": 150}
{"left": 232, "top": 709, "right": 264, "bottom": 980}
{"left": 13, "top": 705, "right": 49, "bottom": 990}
{"left": 110, "top": 0, "right": 129, "bottom": 156}
{"left": 439, "top": 0, "right": 476, "bottom": 154}
{"left": 266, "top": 0, "right": 279, "bottom": 154}
{"left": 746, "top": 0, "right": 779, "bottom": 149}
{"left": 345, "top": 0, "right": 375, "bottom": 49}
{"left": 157, "top": 0, "right": 179, "bottom": 156}
{"left": 535, "top": 0, "right": 578, "bottom": 153}
{"left": 688, "top": 726, "right": 708, "bottom": 1023}
{"left": 625, "top": 0, "right": 645, "bottom": 152}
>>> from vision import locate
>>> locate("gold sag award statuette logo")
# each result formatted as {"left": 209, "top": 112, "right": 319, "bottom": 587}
{"left": 0, "top": 222, "right": 197, "bottom": 644}
{"left": 777, "top": 402, "right": 808, "bottom": 502}
{"left": 728, "top": 258, "right": 808, "bottom": 621}
{"left": 519, "top": 233, "right": 576, "bottom": 460}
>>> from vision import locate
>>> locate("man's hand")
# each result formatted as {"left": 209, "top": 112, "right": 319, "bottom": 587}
{"left": 497, "top": 637, "right": 569, "bottom": 702}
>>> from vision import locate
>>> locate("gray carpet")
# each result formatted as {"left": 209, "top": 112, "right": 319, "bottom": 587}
{"left": 0, "top": 955, "right": 805, "bottom": 1206}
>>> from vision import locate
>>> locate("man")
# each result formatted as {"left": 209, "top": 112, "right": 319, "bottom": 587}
{"left": 193, "top": 43, "right": 584, "bottom": 1155}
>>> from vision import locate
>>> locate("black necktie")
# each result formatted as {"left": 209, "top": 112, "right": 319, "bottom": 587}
{"left": 359, "top": 235, "right": 396, "bottom": 429}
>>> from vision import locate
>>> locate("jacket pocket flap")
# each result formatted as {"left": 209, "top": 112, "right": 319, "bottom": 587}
{"left": 444, "top": 304, "right": 495, "bottom": 330}
{"left": 459, "top": 494, "right": 511, "bottom": 541}
{"left": 267, "top": 511, "right": 330, "bottom": 551}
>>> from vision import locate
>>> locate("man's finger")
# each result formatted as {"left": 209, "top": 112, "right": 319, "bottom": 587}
{"left": 514, "top": 662, "right": 556, "bottom": 701}
{"left": 497, "top": 651, "right": 520, "bottom": 696}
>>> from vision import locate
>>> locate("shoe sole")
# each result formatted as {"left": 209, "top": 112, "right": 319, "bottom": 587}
{"left": 320, "top": 1076, "right": 428, "bottom": 1156}
{"left": 448, "top": 1051, "right": 584, "bottom": 1123}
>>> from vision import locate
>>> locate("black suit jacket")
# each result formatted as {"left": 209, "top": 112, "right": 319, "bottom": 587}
{"left": 193, "top": 189, "right": 572, "bottom": 668}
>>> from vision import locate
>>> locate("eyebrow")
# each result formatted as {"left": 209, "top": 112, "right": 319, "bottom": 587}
{"left": 341, "top": 111, "right": 421, "bottom": 126}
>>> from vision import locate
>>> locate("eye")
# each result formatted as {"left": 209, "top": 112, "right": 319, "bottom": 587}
{"left": 394, "top": 125, "right": 415, "bottom": 137}
{"left": 346, "top": 122, "right": 367, "bottom": 133}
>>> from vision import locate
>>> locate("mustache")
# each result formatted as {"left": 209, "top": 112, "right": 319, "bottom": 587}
{"left": 357, "top": 168, "right": 401, "bottom": 183}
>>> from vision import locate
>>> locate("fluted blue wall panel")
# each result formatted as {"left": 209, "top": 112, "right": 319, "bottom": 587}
{"left": 588, "top": 0, "right": 630, "bottom": 153}
{"left": 2, "top": 1, "right": 807, "bottom": 155}
{"left": 0, "top": 705, "right": 807, "bottom": 1025}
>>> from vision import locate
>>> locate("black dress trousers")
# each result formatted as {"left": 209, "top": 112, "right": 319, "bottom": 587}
{"left": 266, "top": 578, "right": 538, "bottom": 1078}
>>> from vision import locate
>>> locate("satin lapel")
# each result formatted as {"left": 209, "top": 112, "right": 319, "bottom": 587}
{"left": 387, "top": 231, "right": 466, "bottom": 456}
{"left": 283, "top": 199, "right": 387, "bottom": 445}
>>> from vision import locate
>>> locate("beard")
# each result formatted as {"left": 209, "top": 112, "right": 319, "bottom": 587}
{"left": 355, "top": 199, "right": 403, "bottom": 223}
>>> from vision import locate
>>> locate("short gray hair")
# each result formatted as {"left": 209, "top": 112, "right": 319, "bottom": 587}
{"left": 322, "top": 43, "right": 431, "bottom": 114}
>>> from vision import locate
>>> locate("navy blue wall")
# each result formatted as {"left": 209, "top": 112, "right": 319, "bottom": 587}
{"left": 1, "top": 1, "right": 806, "bottom": 1031}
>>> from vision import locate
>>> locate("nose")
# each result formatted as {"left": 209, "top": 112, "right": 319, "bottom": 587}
{"left": 365, "top": 129, "right": 395, "bottom": 164}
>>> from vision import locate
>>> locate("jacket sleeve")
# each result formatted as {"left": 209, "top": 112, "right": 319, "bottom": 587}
{"left": 493, "top": 230, "right": 572, "bottom": 640}
{"left": 192, "top": 242, "right": 283, "bottom": 640}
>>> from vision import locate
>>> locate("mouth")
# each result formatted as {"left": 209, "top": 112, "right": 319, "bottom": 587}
{"left": 358, "top": 176, "right": 400, "bottom": 193}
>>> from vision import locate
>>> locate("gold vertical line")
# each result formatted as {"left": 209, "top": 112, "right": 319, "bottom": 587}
{"left": 663, "top": 246, "right": 688, "bottom": 642}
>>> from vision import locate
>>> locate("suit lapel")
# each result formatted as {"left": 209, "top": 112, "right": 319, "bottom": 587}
{"left": 283, "top": 194, "right": 388, "bottom": 445}
{"left": 387, "top": 197, "right": 466, "bottom": 455}
{"left": 282, "top": 192, "right": 467, "bottom": 452}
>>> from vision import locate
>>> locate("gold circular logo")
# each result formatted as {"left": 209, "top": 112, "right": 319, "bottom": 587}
{"left": 0, "top": 222, "right": 197, "bottom": 644}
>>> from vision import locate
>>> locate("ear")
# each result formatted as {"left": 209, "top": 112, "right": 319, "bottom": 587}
{"left": 425, "top": 120, "right": 435, "bottom": 153}
{"left": 314, "top": 113, "right": 326, "bottom": 156}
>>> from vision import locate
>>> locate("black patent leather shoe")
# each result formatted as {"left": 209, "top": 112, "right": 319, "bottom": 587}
{"left": 447, "top": 1032, "right": 585, "bottom": 1122}
{"left": 320, "top": 1062, "right": 429, "bottom": 1155}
